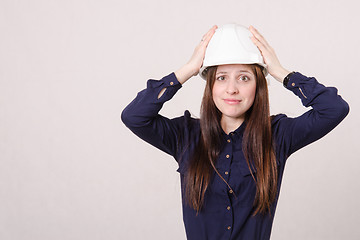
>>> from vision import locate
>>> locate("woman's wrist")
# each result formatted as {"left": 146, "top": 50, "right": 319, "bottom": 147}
{"left": 270, "top": 67, "right": 291, "bottom": 83}
{"left": 175, "top": 64, "right": 198, "bottom": 84}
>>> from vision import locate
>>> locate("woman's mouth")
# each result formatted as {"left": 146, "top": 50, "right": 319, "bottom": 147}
{"left": 223, "top": 99, "right": 242, "bottom": 105}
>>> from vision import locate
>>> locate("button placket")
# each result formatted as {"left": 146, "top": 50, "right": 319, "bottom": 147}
{"left": 223, "top": 134, "right": 234, "bottom": 234}
{"left": 223, "top": 134, "right": 232, "bottom": 188}
{"left": 225, "top": 206, "right": 233, "bottom": 231}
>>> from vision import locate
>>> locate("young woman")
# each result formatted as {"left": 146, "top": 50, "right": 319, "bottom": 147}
{"left": 121, "top": 24, "right": 349, "bottom": 240}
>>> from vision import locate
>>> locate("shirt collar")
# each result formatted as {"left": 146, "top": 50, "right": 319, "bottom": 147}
{"left": 221, "top": 120, "right": 247, "bottom": 138}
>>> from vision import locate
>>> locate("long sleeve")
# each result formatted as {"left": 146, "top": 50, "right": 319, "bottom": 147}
{"left": 272, "top": 72, "right": 350, "bottom": 159}
{"left": 121, "top": 72, "right": 184, "bottom": 158}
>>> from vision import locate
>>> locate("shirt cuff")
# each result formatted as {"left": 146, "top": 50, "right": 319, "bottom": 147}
{"left": 284, "top": 72, "right": 308, "bottom": 89}
{"left": 162, "top": 72, "right": 182, "bottom": 88}
{"left": 148, "top": 72, "right": 182, "bottom": 103}
{"left": 285, "top": 72, "right": 316, "bottom": 106}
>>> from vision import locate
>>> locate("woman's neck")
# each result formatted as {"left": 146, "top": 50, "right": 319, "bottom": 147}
{"left": 220, "top": 115, "right": 244, "bottom": 135}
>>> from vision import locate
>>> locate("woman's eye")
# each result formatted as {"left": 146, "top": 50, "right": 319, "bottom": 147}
{"left": 240, "top": 76, "right": 249, "bottom": 81}
{"left": 217, "top": 76, "right": 225, "bottom": 81}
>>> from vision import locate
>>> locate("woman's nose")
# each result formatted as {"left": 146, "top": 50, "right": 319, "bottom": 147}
{"left": 226, "top": 80, "right": 239, "bottom": 94}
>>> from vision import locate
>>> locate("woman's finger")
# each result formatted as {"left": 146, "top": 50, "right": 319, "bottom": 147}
{"left": 185, "top": 25, "right": 218, "bottom": 74}
{"left": 250, "top": 35, "right": 267, "bottom": 55}
{"left": 249, "top": 25, "right": 270, "bottom": 49}
{"left": 249, "top": 25, "right": 267, "bottom": 43}
{"left": 197, "top": 25, "right": 217, "bottom": 52}
{"left": 201, "top": 25, "right": 218, "bottom": 42}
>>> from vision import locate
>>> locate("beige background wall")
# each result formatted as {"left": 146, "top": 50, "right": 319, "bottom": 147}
{"left": 1, "top": 0, "right": 359, "bottom": 239}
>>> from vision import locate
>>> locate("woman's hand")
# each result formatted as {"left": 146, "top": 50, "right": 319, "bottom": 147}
{"left": 249, "top": 26, "right": 290, "bottom": 83}
{"left": 175, "top": 25, "right": 218, "bottom": 84}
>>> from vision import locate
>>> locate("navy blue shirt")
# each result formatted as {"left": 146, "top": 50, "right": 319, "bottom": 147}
{"left": 121, "top": 72, "right": 349, "bottom": 240}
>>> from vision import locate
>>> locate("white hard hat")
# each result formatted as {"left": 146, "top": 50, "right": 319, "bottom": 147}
{"left": 199, "top": 23, "right": 267, "bottom": 79}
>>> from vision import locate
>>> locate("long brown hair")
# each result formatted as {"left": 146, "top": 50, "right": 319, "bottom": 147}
{"left": 184, "top": 64, "right": 278, "bottom": 215}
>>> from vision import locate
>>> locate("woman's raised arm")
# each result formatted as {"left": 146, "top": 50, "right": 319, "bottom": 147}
{"left": 249, "top": 26, "right": 349, "bottom": 157}
{"left": 249, "top": 25, "right": 291, "bottom": 82}
{"left": 175, "top": 25, "right": 217, "bottom": 84}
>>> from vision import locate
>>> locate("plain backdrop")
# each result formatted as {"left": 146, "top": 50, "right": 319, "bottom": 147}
{"left": 1, "top": 0, "right": 359, "bottom": 239}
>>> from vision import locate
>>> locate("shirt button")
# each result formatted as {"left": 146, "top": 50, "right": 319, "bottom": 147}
{"left": 227, "top": 206, "right": 231, "bottom": 210}
{"left": 229, "top": 189, "right": 233, "bottom": 194}
{"left": 170, "top": 81, "right": 174, "bottom": 85}
{"left": 226, "top": 154, "right": 230, "bottom": 159}
{"left": 291, "top": 82, "right": 295, "bottom": 87}
{"left": 225, "top": 171, "right": 229, "bottom": 175}
{"left": 227, "top": 139, "right": 231, "bottom": 143}
{"left": 227, "top": 226, "right": 231, "bottom": 230}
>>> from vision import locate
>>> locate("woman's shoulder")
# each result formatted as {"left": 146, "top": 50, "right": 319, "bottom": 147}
{"left": 184, "top": 110, "right": 200, "bottom": 123}
{"left": 172, "top": 110, "right": 200, "bottom": 130}
{"left": 270, "top": 113, "right": 291, "bottom": 136}
{"left": 172, "top": 111, "right": 201, "bottom": 166}
{"left": 172, "top": 110, "right": 199, "bottom": 121}
{"left": 271, "top": 113, "right": 288, "bottom": 126}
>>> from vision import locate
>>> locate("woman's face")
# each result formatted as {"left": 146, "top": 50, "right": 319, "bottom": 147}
{"left": 212, "top": 64, "right": 257, "bottom": 123}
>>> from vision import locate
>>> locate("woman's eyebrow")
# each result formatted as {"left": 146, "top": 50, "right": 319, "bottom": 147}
{"left": 216, "top": 70, "right": 252, "bottom": 75}
{"left": 237, "top": 70, "right": 252, "bottom": 74}
{"left": 216, "top": 71, "right": 228, "bottom": 75}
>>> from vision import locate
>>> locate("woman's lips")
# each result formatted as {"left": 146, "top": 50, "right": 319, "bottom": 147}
{"left": 223, "top": 99, "right": 242, "bottom": 105}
